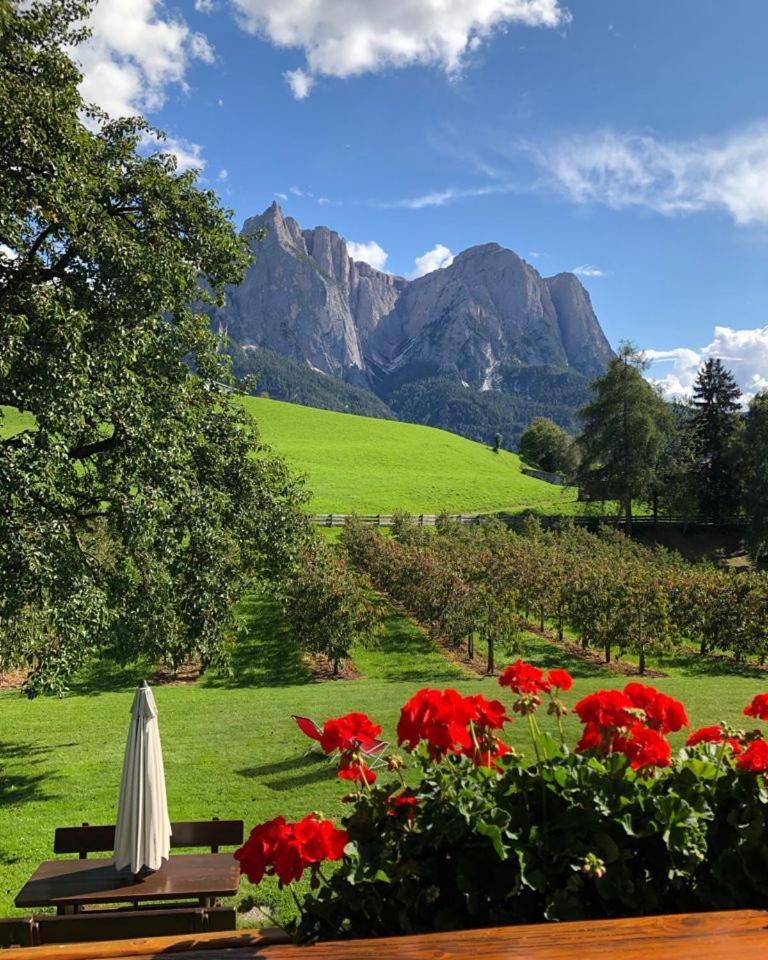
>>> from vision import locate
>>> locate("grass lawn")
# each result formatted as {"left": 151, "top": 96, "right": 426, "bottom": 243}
{"left": 240, "top": 396, "right": 580, "bottom": 516}
{"left": 2, "top": 602, "right": 767, "bottom": 922}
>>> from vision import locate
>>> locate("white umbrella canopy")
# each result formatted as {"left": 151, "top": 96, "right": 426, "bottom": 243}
{"left": 114, "top": 680, "right": 172, "bottom": 875}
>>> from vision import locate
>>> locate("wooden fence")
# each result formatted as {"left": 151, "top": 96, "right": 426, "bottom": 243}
{"left": 314, "top": 513, "right": 749, "bottom": 530}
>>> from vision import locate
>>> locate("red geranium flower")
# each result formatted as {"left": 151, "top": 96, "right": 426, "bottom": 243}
{"left": 736, "top": 738, "right": 768, "bottom": 774}
{"left": 498, "top": 659, "right": 550, "bottom": 696}
{"left": 574, "top": 689, "right": 634, "bottom": 730}
{"left": 547, "top": 668, "right": 573, "bottom": 692}
{"left": 320, "top": 712, "right": 382, "bottom": 754}
{"left": 686, "top": 725, "right": 742, "bottom": 755}
{"left": 744, "top": 694, "right": 768, "bottom": 721}
{"left": 624, "top": 683, "right": 688, "bottom": 734}
{"left": 338, "top": 754, "right": 376, "bottom": 785}
{"left": 387, "top": 791, "right": 419, "bottom": 817}
{"left": 465, "top": 693, "right": 510, "bottom": 730}
{"left": 613, "top": 724, "right": 671, "bottom": 770}
{"left": 397, "top": 688, "right": 477, "bottom": 759}
{"left": 235, "top": 814, "right": 347, "bottom": 887}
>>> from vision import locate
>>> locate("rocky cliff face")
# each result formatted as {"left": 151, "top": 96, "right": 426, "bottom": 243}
{"left": 212, "top": 203, "right": 613, "bottom": 392}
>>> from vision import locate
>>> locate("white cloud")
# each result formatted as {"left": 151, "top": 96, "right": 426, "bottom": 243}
{"left": 646, "top": 325, "right": 768, "bottom": 404}
{"left": 218, "top": 168, "right": 228, "bottom": 181}
{"left": 275, "top": 192, "right": 288, "bottom": 200}
{"left": 142, "top": 132, "right": 205, "bottom": 172}
{"left": 189, "top": 32, "right": 215, "bottom": 64}
{"left": 347, "top": 240, "right": 389, "bottom": 272}
{"left": 195, "top": 0, "right": 214, "bottom": 11}
{"left": 536, "top": 124, "right": 768, "bottom": 225}
{"left": 572, "top": 264, "right": 605, "bottom": 277}
{"left": 385, "top": 184, "right": 506, "bottom": 209}
{"left": 73, "top": 0, "right": 214, "bottom": 118}
{"left": 318, "top": 197, "right": 330, "bottom": 205}
{"left": 230, "top": 0, "right": 568, "bottom": 97}
{"left": 284, "top": 68, "right": 315, "bottom": 100}
{"left": 289, "top": 185, "right": 306, "bottom": 197}
{"left": 410, "top": 243, "right": 454, "bottom": 278}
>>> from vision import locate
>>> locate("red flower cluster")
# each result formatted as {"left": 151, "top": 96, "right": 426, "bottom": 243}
{"left": 736, "top": 738, "right": 768, "bottom": 774}
{"left": 235, "top": 814, "right": 347, "bottom": 886}
{"left": 498, "top": 660, "right": 550, "bottom": 695}
{"left": 624, "top": 683, "right": 689, "bottom": 733}
{"left": 320, "top": 712, "right": 382, "bottom": 754}
{"left": 319, "top": 712, "right": 382, "bottom": 786}
{"left": 686, "top": 725, "right": 743, "bottom": 756}
{"left": 397, "top": 688, "right": 511, "bottom": 764}
{"left": 338, "top": 753, "right": 376, "bottom": 785}
{"left": 387, "top": 790, "right": 419, "bottom": 819}
{"left": 744, "top": 694, "right": 768, "bottom": 721}
{"left": 574, "top": 683, "right": 686, "bottom": 771}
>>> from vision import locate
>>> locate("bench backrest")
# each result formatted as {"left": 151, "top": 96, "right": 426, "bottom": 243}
{"left": 54, "top": 819, "right": 244, "bottom": 858}
{"left": 32, "top": 906, "right": 236, "bottom": 946}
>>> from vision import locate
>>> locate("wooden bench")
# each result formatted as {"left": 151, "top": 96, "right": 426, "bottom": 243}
{"left": 53, "top": 819, "right": 243, "bottom": 859}
{"left": 0, "top": 907, "right": 236, "bottom": 949}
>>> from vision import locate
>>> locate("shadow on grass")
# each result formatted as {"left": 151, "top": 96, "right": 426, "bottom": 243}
{"left": 236, "top": 751, "right": 332, "bottom": 792}
{"left": 0, "top": 740, "right": 60, "bottom": 806}
{"left": 204, "top": 596, "right": 311, "bottom": 689}
{"left": 68, "top": 657, "right": 152, "bottom": 696}
{"left": 519, "top": 632, "right": 605, "bottom": 679}
{"left": 652, "top": 653, "right": 768, "bottom": 680}
{"left": 355, "top": 605, "right": 464, "bottom": 683}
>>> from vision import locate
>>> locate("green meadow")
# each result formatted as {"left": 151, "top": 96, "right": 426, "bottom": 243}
{"left": 240, "top": 396, "right": 579, "bottom": 515}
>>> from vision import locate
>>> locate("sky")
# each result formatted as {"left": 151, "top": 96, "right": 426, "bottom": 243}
{"left": 71, "top": 0, "right": 768, "bottom": 401}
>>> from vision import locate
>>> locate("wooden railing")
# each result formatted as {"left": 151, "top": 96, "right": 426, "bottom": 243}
{"left": 313, "top": 512, "right": 749, "bottom": 529}
{"left": 3, "top": 911, "right": 767, "bottom": 960}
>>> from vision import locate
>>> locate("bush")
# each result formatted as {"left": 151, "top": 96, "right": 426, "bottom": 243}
{"left": 235, "top": 666, "right": 768, "bottom": 941}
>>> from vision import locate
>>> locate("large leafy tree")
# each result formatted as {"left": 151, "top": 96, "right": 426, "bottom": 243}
{"left": 688, "top": 358, "right": 743, "bottom": 521}
{"left": 577, "top": 343, "right": 672, "bottom": 533}
{"left": 0, "top": 0, "right": 308, "bottom": 693}
{"left": 519, "top": 417, "right": 578, "bottom": 478}
{"left": 744, "top": 391, "right": 768, "bottom": 561}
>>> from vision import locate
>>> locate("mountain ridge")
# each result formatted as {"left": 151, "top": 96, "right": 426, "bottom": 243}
{"left": 212, "top": 203, "right": 614, "bottom": 444}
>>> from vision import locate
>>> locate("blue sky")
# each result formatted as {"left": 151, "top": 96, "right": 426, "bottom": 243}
{"left": 75, "top": 0, "right": 768, "bottom": 399}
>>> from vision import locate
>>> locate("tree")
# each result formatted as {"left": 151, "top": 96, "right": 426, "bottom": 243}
{"left": 744, "top": 391, "right": 768, "bottom": 561}
{"left": 519, "top": 417, "right": 578, "bottom": 477}
{"left": 281, "top": 541, "right": 379, "bottom": 676}
{"left": 688, "top": 359, "right": 743, "bottom": 521}
{"left": 577, "top": 343, "right": 672, "bottom": 533}
{"left": 492, "top": 432, "right": 502, "bottom": 453}
{"left": 0, "top": 1, "right": 308, "bottom": 694}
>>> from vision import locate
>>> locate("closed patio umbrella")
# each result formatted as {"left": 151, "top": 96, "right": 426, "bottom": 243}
{"left": 114, "top": 680, "right": 172, "bottom": 875}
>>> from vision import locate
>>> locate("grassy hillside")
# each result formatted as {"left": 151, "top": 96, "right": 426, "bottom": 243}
{"left": 241, "top": 395, "right": 577, "bottom": 515}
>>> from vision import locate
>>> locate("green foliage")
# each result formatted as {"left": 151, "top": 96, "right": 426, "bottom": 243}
{"left": 229, "top": 346, "right": 395, "bottom": 420}
{"left": 294, "top": 743, "right": 768, "bottom": 940}
{"left": 519, "top": 417, "right": 578, "bottom": 477}
{"left": 577, "top": 343, "right": 672, "bottom": 530}
{"left": 688, "top": 358, "right": 744, "bottom": 521}
{"left": 279, "top": 540, "right": 380, "bottom": 674}
{"left": 744, "top": 392, "right": 768, "bottom": 561}
{"left": 386, "top": 371, "right": 590, "bottom": 448}
{"left": 0, "top": 1, "right": 308, "bottom": 694}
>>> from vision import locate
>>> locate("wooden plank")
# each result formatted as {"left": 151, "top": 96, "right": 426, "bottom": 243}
{"left": 4, "top": 911, "right": 768, "bottom": 960}
{"left": 0, "top": 928, "right": 289, "bottom": 960}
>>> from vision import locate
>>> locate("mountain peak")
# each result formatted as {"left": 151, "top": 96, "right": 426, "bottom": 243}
{"left": 215, "top": 204, "right": 613, "bottom": 390}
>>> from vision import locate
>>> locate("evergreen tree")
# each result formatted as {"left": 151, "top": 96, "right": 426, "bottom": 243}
{"left": 577, "top": 343, "right": 672, "bottom": 533}
{"left": 689, "top": 359, "right": 743, "bottom": 521}
{"left": 744, "top": 391, "right": 768, "bottom": 561}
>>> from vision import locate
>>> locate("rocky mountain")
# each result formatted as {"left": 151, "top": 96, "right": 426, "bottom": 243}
{"left": 212, "top": 203, "right": 614, "bottom": 444}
